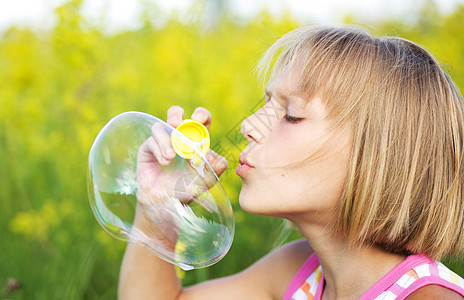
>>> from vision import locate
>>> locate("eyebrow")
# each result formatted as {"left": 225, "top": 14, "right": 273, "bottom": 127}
{"left": 265, "top": 88, "right": 307, "bottom": 108}
{"left": 266, "top": 87, "right": 303, "bottom": 98}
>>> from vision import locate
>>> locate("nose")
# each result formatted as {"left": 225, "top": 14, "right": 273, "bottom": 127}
{"left": 240, "top": 115, "right": 262, "bottom": 144}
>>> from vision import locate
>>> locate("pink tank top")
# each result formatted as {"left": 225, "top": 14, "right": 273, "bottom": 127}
{"left": 283, "top": 253, "right": 464, "bottom": 300}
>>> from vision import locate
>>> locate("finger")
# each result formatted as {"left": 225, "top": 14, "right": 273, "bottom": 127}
{"left": 139, "top": 136, "right": 170, "bottom": 165}
{"left": 193, "top": 150, "right": 228, "bottom": 191}
{"left": 167, "top": 105, "right": 184, "bottom": 128}
{"left": 182, "top": 150, "right": 227, "bottom": 190}
{"left": 151, "top": 123, "right": 176, "bottom": 161}
{"left": 146, "top": 137, "right": 171, "bottom": 165}
{"left": 174, "top": 172, "right": 201, "bottom": 203}
{"left": 206, "top": 149, "right": 228, "bottom": 177}
{"left": 191, "top": 107, "right": 212, "bottom": 130}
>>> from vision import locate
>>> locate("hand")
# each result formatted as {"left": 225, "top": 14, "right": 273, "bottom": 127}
{"left": 133, "top": 106, "right": 228, "bottom": 248}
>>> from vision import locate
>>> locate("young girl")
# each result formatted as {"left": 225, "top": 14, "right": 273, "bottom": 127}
{"left": 119, "top": 25, "right": 464, "bottom": 299}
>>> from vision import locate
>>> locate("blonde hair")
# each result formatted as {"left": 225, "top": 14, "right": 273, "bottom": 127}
{"left": 257, "top": 25, "right": 464, "bottom": 260}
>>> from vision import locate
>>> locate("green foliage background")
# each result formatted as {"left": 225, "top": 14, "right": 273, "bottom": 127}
{"left": 1, "top": 0, "right": 464, "bottom": 298}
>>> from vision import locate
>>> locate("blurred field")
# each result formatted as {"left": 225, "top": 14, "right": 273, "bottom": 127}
{"left": 1, "top": 0, "right": 464, "bottom": 298}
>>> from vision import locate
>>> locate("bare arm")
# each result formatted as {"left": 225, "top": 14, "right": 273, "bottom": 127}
{"left": 119, "top": 241, "right": 182, "bottom": 299}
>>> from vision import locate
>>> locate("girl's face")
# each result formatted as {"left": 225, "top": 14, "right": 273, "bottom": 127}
{"left": 237, "top": 69, "right": 352, "bottom": 224}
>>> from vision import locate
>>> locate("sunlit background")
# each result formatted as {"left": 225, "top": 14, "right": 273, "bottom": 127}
{"left": 1, "top": 0, "right": 464, "bottom": 298}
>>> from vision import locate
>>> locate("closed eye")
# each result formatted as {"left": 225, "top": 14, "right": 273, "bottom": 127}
{"left": 284, "top": 114, "right": 303, "bottom": 124}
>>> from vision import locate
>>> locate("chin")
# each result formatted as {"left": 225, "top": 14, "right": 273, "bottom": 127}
{"left": 238, "top": 188, "right": 276, "bottom": 217}
{"left": 237, "top": 189, "right": 253, "bottom": 212}
{"left": 238, "top": 188, "right": 260, "bottom": 214}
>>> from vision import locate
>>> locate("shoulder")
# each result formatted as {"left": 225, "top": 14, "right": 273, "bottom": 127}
{"left": 405, "top": 285, "right": 464, "bottom": 300}
{"left": 239, "top": 239, "right": 313, "bottom": 298}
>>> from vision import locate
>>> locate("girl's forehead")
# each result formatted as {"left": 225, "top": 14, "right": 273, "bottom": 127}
{"left": 267, "top": 66, "right": 305, "bottom": 98}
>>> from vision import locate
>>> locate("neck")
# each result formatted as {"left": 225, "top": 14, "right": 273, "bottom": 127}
{"left": 291, "top": 219, "right": 406, "bottom": 300}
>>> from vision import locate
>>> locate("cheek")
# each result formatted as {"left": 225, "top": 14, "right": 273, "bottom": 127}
{"left": 268, "top": 144, "right": 350, "bottom": 212}
{"left": 238, "top": 155, "right": 349, "bottom": 217}
{"left": 283, "top": 166, "right": 337, "bottom": 207}
{"left": 240, "top": 125, "right": 352, "bottom": 215}
{"left": 260, "top": 131, "right": 313, "bottom": 167}
{"left": 261, "top": 128, "right": 329, "bottom": 170}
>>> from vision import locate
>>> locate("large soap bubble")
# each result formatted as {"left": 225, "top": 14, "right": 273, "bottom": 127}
{"left": 87, "top": 112, "right": 234, "bottom": 270}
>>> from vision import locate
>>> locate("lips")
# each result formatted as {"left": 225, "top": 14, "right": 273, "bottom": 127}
{"left": 236, "top": 154, "right": 255, "bottom": 177}
{"left": 239, "top": 155, "right": 254, "bottom": 168}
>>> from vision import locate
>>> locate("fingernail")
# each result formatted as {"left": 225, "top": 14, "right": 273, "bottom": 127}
{"left": 169, "top": 117, "right": 180, "bottom": 126}
{"left": 194, "top": 114, "right": 205, "bottom": 122}
{"left": 165, "top": 148, "right": 175, "bottom": 157}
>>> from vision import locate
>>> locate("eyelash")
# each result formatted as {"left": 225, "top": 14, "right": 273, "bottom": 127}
{"left": 284, "top": 114, "right": 303, "bottom": 124}
{"left": 263, "top": 95, "right": 303, "bottom": 124}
